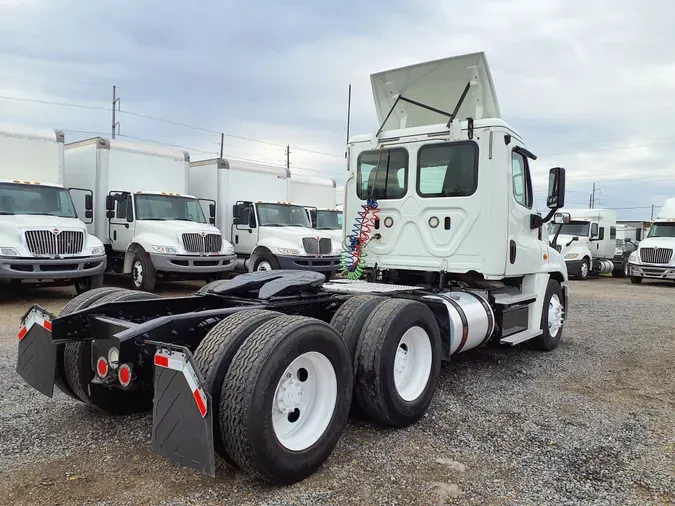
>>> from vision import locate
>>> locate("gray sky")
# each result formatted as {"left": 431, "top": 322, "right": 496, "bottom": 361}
{"left": 0, "top": 0, "right": 673, "bottom": 220}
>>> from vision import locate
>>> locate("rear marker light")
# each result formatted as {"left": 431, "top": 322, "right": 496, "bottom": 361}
{"left": 96, "top": 357, "right": 109, "bottom": 378}
{"left": 118, "top": 364, "right": 132, "bottom": 387}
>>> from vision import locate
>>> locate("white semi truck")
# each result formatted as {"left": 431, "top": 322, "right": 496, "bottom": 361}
{"left": 550, "top": 208, "right": 617, "bottom": 280}
{"left": 0, "top": 123, "right": 106, "bottom": 293}
{"left": 18, "top": 52, "right": 569, "bottom": 486}
{"left": 64, "top": 138, "right": 235, "bottom": 291}
{"left": 289, "top": 174, "right": 343, "bottom": 246}
{"left": 628, "top": 198, "right": 675, "bottom": 283}
{"left": 189, "top": 158, "right": 341, "bottom": 275}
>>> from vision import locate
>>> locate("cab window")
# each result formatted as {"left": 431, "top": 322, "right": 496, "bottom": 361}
{"left": 511, "top": 151, "right": 533, "bottom": 209}
{"left": 417, "top": 141, "right": 478, "bottom": 197}
{"left": 357, "top": 149, "right": 408, "bottom": 200}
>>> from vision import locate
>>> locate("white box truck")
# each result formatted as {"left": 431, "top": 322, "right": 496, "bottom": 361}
{"left": 189, "top": 158, "right": 341, "bottom": 275}
{"left": 0, "top": 123, "right": 106, "bottom": 293}
{"left": 290, "top": 174, "right": 343, "bottom": 246}
{"left": 549, "top": 208, "right": 617, "bottom": 280}
{"left": 64, "top": 138, "right": 235, "bottom": 291}
{"left": 628, "top": 198, "right": 675, "bottom": 283}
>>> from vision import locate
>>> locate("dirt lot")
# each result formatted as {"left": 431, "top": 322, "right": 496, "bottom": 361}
{"left": 0, "top": 277, "right": 673, "bottom": 506}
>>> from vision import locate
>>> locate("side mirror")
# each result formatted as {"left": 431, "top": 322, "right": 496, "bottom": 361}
{"left": 553, "top": 212, "right": 571, "bottom": 224}
{"left": 547, "top": 167, "right": 566, "bottom": 209}
{"left": 85, "top": 210, "right": 93, "bottom": 219}
{"left": 232, "top": 204, "right": 241, "bottom": 220}
{"left": 209, "top": 203, "right": 216, "bottom": 218}
{"left": 85, "top": 194, "right": 93, "bottom": 212}
{"left": 105, "top": 195, "right": 115, "bottom": 211}
{"left": 126, "top": 204, "right": 133, "bottom": 223}
{"left": 106, "top": 210, "right": 114, "bottom": 219}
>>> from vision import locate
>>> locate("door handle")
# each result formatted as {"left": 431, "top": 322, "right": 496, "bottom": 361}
{"left": 248, "top": 229, "right": 252, "bottom": 234}
{"left": 125, "top": 224, "right": 129, "bottom": 229}
{"left": 509, "top": 240, "right": 517, "bottom": 264}
{"left": 113, "top": 231, "right": 117, "bottom": 241}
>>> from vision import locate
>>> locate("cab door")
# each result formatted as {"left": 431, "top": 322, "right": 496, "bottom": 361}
{"left": 231, "top": 201, "right": 258, "bottom": 255}
{"left": 109, "top": 191, "right": 135, "bottom": 252}
{"left": 505, "top": 148, "right": 543, "bottom": 275}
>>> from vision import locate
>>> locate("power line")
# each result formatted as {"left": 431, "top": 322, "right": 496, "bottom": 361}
{"left": 0, "top": 95, "right": 108, "bottom": 111}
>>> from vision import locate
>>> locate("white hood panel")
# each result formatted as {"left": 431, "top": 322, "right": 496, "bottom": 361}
{"left": 370, "top": 52, "right": 500, "bottom": 131}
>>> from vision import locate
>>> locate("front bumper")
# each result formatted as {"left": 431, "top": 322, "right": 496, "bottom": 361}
{"left": 150, "top": 253, "right": 236, "bottom": 274}
{"left": 277, "top": 254, "right": 341, "bottom": 272}
{"left": 628, "top": 262, "right": 675, "bottom": 279}
{"left": 0, "top": 254, "right": 106, "bottom": 280}
{"left": 564, "top": 259, "right": 583, "bottom": 277}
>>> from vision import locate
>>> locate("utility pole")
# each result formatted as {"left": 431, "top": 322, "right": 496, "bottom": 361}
{"left": 112, "top": 85, "right": 120, "bottom": 138}
{"left": 651, "top": 204, "right": 655, "bottom": 220}
{"left": 286, "top": 145, "right": 290, "bottom": 172}
{"left": 589, "top": 183, "right": 600, "bottom": 209}
{"left": 219, "top": 133, "right": 224, "bottom": 159}
{"left": 345, "top": 84, "right": 352, "bottom": 159}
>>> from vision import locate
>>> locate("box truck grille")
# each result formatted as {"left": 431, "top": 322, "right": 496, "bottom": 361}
{"left": 24, "top": 230, "right": 85, "bottom": 256}
{"left": 182, "top": 233, "right": 222, "bottom": 254}
{"left": 302, "top": 237, "right": 332, "bottom": 255}
{"left": 640, "top": 247, "right": 673, "bottom": 264}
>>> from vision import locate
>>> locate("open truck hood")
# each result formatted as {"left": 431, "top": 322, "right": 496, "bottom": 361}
{"left": 370, "top": 52, "right": 500, "bottom": 131}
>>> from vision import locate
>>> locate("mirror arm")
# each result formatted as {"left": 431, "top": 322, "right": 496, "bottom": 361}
{"left": 542, "top": 207, "right": 559, "bottom": 223}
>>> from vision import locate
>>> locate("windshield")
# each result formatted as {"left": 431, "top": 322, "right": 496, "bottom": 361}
{"left": 257, "top": 203, "right": 311, "bottom": 227}
{"left": 648, "top": 222, "right": 675, "bottom": 238}
{"left": 557, "top": 221, "right": 590, "bottom": 237}
{"left": 0, "top": 183, "right": 77, "bottom": 218}
{"left": 134, "top": 194, "right": 206, "bottom": 223}
{"left": 316, "top": 210, "right": 343, "bottom": 230}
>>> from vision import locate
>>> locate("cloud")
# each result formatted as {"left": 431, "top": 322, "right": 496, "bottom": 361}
{"left": 0, "top": 0, "right": 674, "bottom": 219}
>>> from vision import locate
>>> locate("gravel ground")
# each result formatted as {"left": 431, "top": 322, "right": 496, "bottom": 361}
{"left": 0, "top": 277, "right": 673, "bottom": 505}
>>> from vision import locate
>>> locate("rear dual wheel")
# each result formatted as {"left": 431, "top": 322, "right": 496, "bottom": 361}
{"left": 193, "top": 312, "right": 352, "bottom": 484}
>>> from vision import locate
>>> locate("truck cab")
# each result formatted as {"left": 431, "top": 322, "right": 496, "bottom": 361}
{"left": 232, "top": 200, "right": 341, "bottom": 273}
{"left": 64, "top": 138, "right": 235, "bottom": 291}
{"left": 550, "top": 209, "right": 617, "bottom": 280}
{"left": 628, "top": 198, "right": 675, "bottom": 283}
{"left": 305, "top": 206, "right": 344, "bottom": 246}
{"left": 0, "top": 125, "right": 106, "bottom": 293}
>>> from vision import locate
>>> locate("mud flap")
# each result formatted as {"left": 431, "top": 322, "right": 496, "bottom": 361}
{"left": 152, "top": 345, "right": 215, "bottom": 477}
{"left": 16, "top": 305, "right": 57, "bottom": 397}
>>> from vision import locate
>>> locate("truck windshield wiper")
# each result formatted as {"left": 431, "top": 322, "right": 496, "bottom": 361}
{"left": 141, "top": 218, "right": 166, "bottom": 221}
{"left": 0, "top": 211, "right": 15, "bottom": 215}
{"left": 25, "top": 212, "right": 62, "bottom": 216}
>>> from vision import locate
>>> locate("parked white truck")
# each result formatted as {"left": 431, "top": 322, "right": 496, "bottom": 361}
{"left": 64, "top": 138, "right": 235, "bottom": 291}
{"left": 550, "top": 208, "right": 617, "bottom": 280}
{"left": 0, "top": 123, "right": 106, "bottom": 293}
{"left": 17, "top": 52, "right": 570, "bottom": 486}
{"left": 628, "top": 198, "right": 675, "bottom": 283}
{"left": 189, "top": 158, "right": 341, "bottom": 275}
{"left": 289, "top": 174, "right": 343, "bottom": 245}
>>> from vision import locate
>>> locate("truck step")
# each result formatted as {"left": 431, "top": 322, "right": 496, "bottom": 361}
{"left": 493, "top": 292, "right": 537, "bottom": 306}
{"left": 499, "top": 328, "right": 542, "bottom": 346}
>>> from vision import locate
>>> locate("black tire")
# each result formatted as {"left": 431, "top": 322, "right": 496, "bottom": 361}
{"left": 575, "top": 258, "right": 590, "bottom": 280}
{"left": 253, "top": 253, "right": 280, "bottom": 272}
{"left": 612, "top": 261, "right": 627, "bottom": 278}
{"left": 131, "top": 249, "right": 156, "bottom": 291}
{"left": 74, "top": 272, "right": 105, "bottom": 295}
{"left": 192, "top": 309, "right": 281, "bottom": 465}
{"left": 354, "top": 299, "right": 441, "bottom": 428}
{"left": 63, "top": 290, "right": 160, "bottom": 414}
{"left": 220, "top": 315, "right": 352, "bottom": 484}
{"left": 330, "top": 295, "right": 384, "bottom": 361}
{"left": 532, "top": 279, "right": 565, "bottom": 351}
{"left": 55, "top": 287, "right": 125, "bottom": 400}
{"left": 197, "top": 279, "right": 229, "bottom": 295}
{"left": 630, "top": 276, "right": 643, "bottom": 284}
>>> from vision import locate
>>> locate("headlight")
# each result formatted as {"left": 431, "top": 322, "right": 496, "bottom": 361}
{"left": 629, "top": 251, "right": 638, "bottom": 263}
{"left": 0, "top": 247, "right": 19, "bottom": 256}
{"left": 89, "top": 246, "right": 105, "bottom": 256}
{"left": 152, "top": 245, "right": 178, "bottom": 254}
{"left": 278, "top": 248, "right": 300, "bottom": 255}
{"left": 564, "top": 253, "right": 579, "bottom": 259}
{"left": 222, "top": 245, "right": 234, "bottom": 255}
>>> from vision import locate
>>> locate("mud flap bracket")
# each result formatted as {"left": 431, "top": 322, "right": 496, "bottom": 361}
{"left": 151, "top": 344, "right": 215, "bottom": 477}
